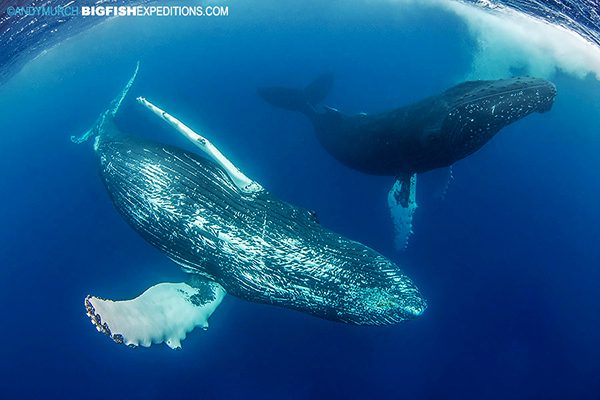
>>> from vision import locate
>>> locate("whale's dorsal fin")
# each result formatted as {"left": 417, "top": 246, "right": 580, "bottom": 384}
{"left": 85, "top": 279, "right": 225, "bottom": 349}
{"left": 388, "top": 173, "right": 418, "bottom": 250}
{"left": 307, "top": 209, "right": 320, "bottom": 224}
{"left": 305, "top": 73, "right": 334, "bottom": 105}
{"left": 257, "top": 73, "right": 334, "bottom": 115}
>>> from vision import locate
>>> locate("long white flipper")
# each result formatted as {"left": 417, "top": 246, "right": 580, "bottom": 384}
{"left": 85, "top": 281, "right": 225, "bottom": 349}
{"left": 136, "top": 97, "right": 263, "bottom": 194}
{"left": 388, "top": 174, "right": 418, "bottom": 250}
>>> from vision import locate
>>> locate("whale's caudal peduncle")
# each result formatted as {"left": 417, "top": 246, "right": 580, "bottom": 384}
{"left": 79, "top": 65, "right": 426, "bottom": 349}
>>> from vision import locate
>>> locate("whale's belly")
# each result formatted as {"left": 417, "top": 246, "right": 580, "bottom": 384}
{"left": 315, "top": 102, "right": 456, "bottom": 175}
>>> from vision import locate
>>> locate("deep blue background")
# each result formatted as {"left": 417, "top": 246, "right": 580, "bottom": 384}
{"left": 1, "top": 1, "right": 599, "bottom": 399}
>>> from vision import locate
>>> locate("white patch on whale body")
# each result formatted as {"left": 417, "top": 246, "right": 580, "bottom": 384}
{"left": 388, "top": 174, "right": 418, "bottom": 250}
{"left": 85, "top": 282, "right": 225, "bottom": 349}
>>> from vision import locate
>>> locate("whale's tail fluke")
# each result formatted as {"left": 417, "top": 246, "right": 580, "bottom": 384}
{"left": 85, "top": 279, "right": 225, "bottom": 349}
{"left": 71, "top": 61, "right": 140, "bottom": 144}
{"left": 257, "top": 73, "right": 333, "bottom": 116}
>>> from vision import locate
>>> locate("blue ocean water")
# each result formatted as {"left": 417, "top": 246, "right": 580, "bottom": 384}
{"left": 0, "top": 0, "right": 599, "bottom": 399}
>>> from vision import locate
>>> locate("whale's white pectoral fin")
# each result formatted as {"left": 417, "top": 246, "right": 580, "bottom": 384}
{"left": 85, "top": 280, "right": 225, "bottom": 349}
{"left": 136, "top": 97, "right": 263, "bottom": 194}
{"left": 388, "top": 173, "right": 418, "bottom": 251}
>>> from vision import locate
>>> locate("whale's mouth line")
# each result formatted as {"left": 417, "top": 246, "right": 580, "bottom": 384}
{"left": 452, "top": 82, "right": 555, "bottom": 109}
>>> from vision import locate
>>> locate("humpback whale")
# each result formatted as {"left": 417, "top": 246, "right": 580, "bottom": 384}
{"left": 258, "top": 75, "right": 557, "bottom": 248}
{"left": 74, "top": 65, "right": 426, "bottom": 349}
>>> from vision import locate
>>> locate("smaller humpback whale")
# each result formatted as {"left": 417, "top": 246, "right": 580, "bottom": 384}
{"left": 258, "top": 75, "right": 557, "bottom": 248}
{"left": 73, "top": 65, "right": 426, "bottom": 349}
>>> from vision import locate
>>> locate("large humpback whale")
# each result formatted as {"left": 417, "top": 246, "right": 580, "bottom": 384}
{"left": 258, "top": 75, "right": 557, "bottom": 248}
{"left": 74, "top": 65, "right": 426, "bottom": 349}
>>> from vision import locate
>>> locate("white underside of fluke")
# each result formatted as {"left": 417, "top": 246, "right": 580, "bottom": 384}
{"left": 85, "top": 282, "right": 225, "bottom": 349}
{"left": 388, "top": 174, "right": 418, "bottom": 250}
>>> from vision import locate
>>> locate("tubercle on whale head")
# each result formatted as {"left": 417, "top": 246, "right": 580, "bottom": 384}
{"left": 534, "top": 80, "right": 557, "bottom": 113}
{"left": 334, "top": 257, "right": 427, "bottom": 325}
{"left": 505, "top": 76, "right": 557, "bottom": 114}
{"left": 442, "top": 76, "right": 557, "bottom": 161}
{"left": 457, "top": 76, "right": 557, "bottom": 115}
{"left": 340, "top": 290, "right": 427, "bottom": 325}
